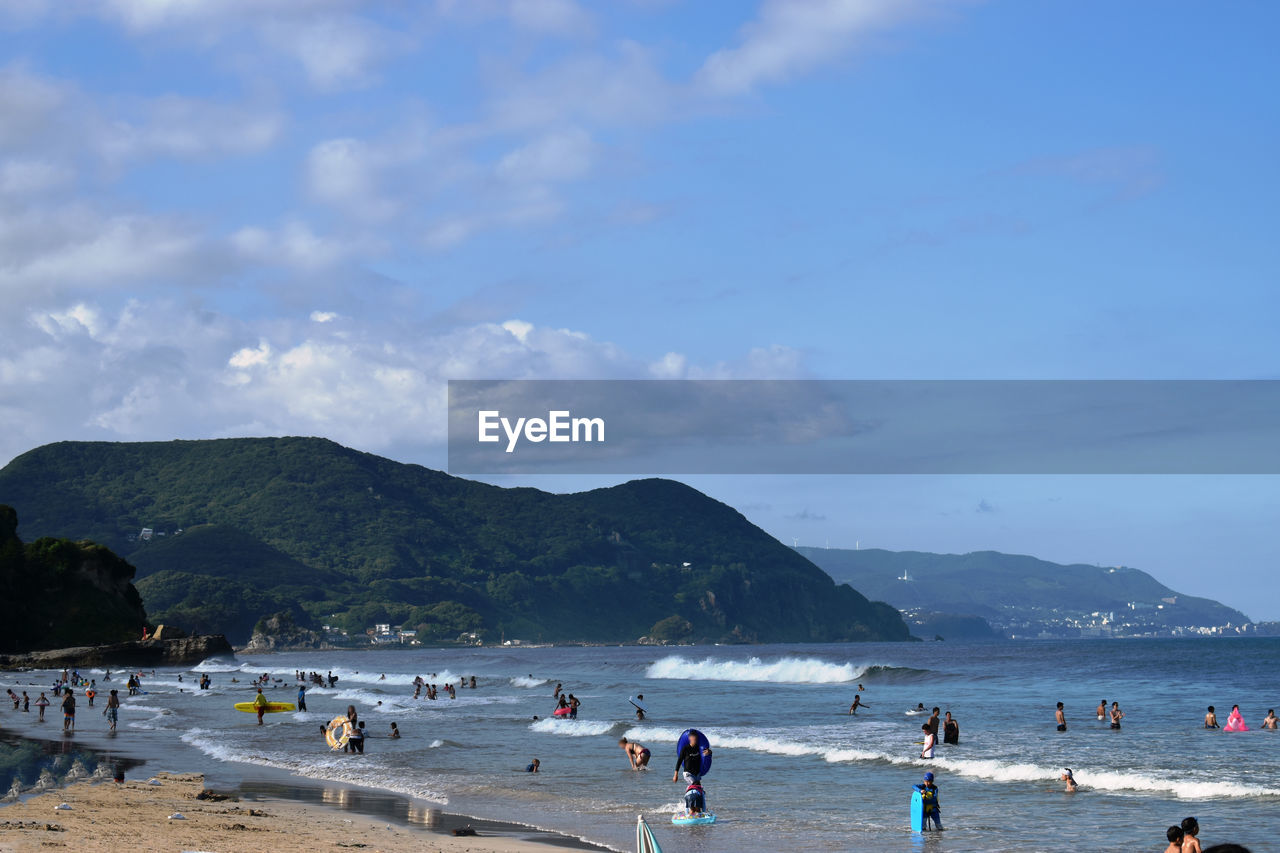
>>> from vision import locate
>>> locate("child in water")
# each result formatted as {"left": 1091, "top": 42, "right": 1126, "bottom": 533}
{"left": 913, "top": 772, "right": 943, "bottom": 831}
{"left": 683, "top": 779, "right": 707, "bottom": 816}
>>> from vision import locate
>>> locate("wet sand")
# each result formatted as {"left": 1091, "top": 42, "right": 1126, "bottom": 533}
{"left": 0, "top": 772, "right": 588, "bottom": 853}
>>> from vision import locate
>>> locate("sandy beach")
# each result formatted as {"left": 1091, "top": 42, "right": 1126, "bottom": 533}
{"left": 0, "top": 772, "right": 586, "bottom": 853}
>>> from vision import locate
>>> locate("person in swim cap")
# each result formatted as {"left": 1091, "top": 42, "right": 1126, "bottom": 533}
{"left": 1061, "top": 768, "right": 1077, "bottom": 792}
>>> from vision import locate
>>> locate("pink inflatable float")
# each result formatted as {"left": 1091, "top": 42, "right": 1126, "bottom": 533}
{"left": 1223, "top": 706, "right": 1249, "bottom": 732}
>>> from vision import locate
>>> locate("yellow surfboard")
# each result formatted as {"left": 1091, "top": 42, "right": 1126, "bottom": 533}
{"left": 234, "top": 701, "right": 296, "bottom": 713}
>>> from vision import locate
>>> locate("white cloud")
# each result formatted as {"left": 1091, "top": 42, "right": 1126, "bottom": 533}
{"left": 0, "top": 158, "right": 73, "bottom": 195}
{"left": 261, "top": 14, "right": 394, "bottom": 91}
{"left": 0, "top": 202, "right": 214, "bottom": 304}
{"left": 0, "top": 299, "right": 807, "bottom": 466}
{"left": 232, "top": 221, "right": 369, "bottom": 271}
{"left": 697, "top": 0, "right": 934, "bottom": 96}
{"left": 305, "top": 137, "right": 403, "bottom": 220}
{"left": 310, "top": 310, "right": 339, "bottom": 323}
{"left": 0, "top": 64, "right": 70, "bottom": 151}
{"left": 97, "top": 95, "right": 283, "bottom": 164}
{"left": 435, "top": 0, "right": 593, "bottom": 38}
{"left": 495, "top": 127, "right": 595, "bottom": 183}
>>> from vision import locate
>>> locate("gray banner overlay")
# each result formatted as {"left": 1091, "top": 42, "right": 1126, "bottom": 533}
{"left": 447, "top": 380, "right": 1280, "bottom": 474}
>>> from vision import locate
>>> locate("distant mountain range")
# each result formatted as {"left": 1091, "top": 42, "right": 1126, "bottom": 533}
{"left": 0, "top": 438, "right": 909, "bottom": 645}
{"left": 797, "top": 546, "right": 1250, "bottom": 638}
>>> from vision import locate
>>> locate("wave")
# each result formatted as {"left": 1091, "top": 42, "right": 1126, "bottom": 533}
{"left": 646, "top": 655, "right": 882, "bottom": 684}
{"left": 529, "top": 718, "right": 622, "bottom": 737}
{"left": 511, "top": 676, "right": 547, "bottom": 688}
{"left": 180, "top": 727, "right": 450, "bottom": 804}
{"left": 622, "top": 725, "right": 1277, "bottom": 800}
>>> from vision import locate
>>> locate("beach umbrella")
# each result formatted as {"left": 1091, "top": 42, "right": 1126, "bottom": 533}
{"left": 636, "top": 814, "right": 663, "bottom": 853}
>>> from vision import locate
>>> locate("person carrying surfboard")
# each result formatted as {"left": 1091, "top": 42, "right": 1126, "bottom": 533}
{"left": 913, "top": 772, "right": 943, "bottom": 831}
{"left": 252, "top": 687, "right": 269, "bottom": 725}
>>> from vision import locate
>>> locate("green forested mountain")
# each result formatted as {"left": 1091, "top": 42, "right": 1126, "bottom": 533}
{"left": 798, "top": 546, "right": 1249, "bottom": 636}
{"left": 0, "top": 439, "right": 909, "bottom": 645}
{"left": 0, "top": 505, "right": 147, "bottom": 652}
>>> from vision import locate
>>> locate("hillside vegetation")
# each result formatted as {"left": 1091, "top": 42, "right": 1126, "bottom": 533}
{"left": 0, "top": 439, "right": 909, "bottom": 645}
{"left": 0, "top": 505, "right": 147, "bottom": 652}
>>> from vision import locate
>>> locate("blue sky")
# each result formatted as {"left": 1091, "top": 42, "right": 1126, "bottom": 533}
{"left": 1, "top": 1, "right": 1276, "bottom": 618}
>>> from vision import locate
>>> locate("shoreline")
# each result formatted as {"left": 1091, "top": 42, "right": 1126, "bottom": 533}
{"left": 0, "top": 771, "right": 604, "bottom": 852}
{"left": 0, "top": 727, "right": 610, "bottom": 852}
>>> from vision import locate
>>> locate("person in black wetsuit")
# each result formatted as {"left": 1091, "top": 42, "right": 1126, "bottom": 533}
{"left": 674, "top": 731, "right": 712, "bottom": 815}
{"left": 673, "top": 731, "right": 711, "bottom": 784}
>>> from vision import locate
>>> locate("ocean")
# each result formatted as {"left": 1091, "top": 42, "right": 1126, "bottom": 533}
{"left": 2, "top": 638, "right": 1277, "bottom": 852}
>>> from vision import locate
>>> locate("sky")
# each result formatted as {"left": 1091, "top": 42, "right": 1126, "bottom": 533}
{"left": 0, "top": 1, "right": 1277, "bottom": 618}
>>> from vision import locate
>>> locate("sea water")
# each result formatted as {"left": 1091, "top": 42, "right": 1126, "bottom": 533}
{"left": 2, "top": 638, "right": 1277, "bottom": 852}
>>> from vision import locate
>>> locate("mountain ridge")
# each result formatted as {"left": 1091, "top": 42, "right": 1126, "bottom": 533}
{"left": 0, "top": 438, "right": 910, "bottom": 645}
{"left": 797, "top": 545, "right": 1249, "bottom": 637}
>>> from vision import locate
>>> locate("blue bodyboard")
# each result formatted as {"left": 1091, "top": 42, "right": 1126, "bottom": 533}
{"left": 910, "top": 790, "right": 924, "bottom": 832}
{"left": 672, "top": 811, "right": 717, "bottom": 826}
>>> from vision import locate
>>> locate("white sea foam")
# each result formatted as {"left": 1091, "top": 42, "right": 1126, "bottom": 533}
{"left": 645, "top": 655, "right": 868, "bottom": 684}
{"left": 511, "top": 676, "right": 547, "bottom": 688}
{"left": 625, "top": 724, "right": 1278, "bottom": 801}
{"left": 529, "top": 718, "right": 619, "bottom": 737}
{"left": 180, "top": 727, "right": 450, "bottom": 804}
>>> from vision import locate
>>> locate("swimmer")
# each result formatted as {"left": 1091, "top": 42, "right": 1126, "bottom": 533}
{"left": 1164, "top": 826, "right": 1184, "bottom": 853}
{"left": 1097, "top": 699, "right": 1106, "bottom": 721}
{"left": 619, "top": 737, "right": 651, "bottom": 770}
{"left": 390, "top": 722, "right": 400, "bottom": 738}
{"left": 526, "top": 758, "right": 540, "bottom": 773}
{"left": 920, "top": 723, "right": 936, "bottom": 759}
{"left": 943, "top": 711, "right": 959, "bottom": 745}
{"left": 1180, "top": 817, "right": 1201, "bottom": 853}
{"left": 1056, "top": 701, "right": 1067, "bottom": 732}
{"left": 1109, "top": 702, "right": 1123, "bottom": 730}
{"left": 1060, "top": 768, "right": 1077, "bottom": 792}
{"left": 1263, "top": 709, "right": 1278, "bottom": 730}
{"left": 1205, "top": 706, "right": 1219, "bottom": 728}
{"left": 848, "top": 695, "right": 869, "bottom": 715}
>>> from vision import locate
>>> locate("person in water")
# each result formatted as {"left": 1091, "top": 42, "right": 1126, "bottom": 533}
{"left": 848, "top": 694, "right": 868, "bottom": 715}
{"left": 390, "top": 722, "right": 400, "bottom": 738}
{"left": 683, "top": 778, "right": 707, "bottom": 816}
{"left": 252, "top": 687, "right": 269, "bottom": 725}
{"left": 1181, "top": 816, "right": 1202, "bottom": 853}
{"left": 1097, "top": 699, "right": 1106, "bottom": 721}
{"left": 1263, "top": 709, "right": 1278, "bottom": 730}
{"left": 634, "top": 693, "right": 645, "bottom": 721}
{"left": 526, "top": 758, "right": 540, "bottom": 773}
{"left": 1110, "top": 701, "right": 1124, "bottom": 730}
{"left": 1056, "top": 701, "right": 1067, "bottom": 732}
{"left": 1165, "top": 826, "right": 1185, "bottom": 853}
{"left": 943, "top": 711, "right": 959, "bottom": 744}
{"left": 913, "top": 772, "right": 943, "bottom": 831}
{"left": 919, "top": 723, "right": 936, "bottom": 759}
{"left": 1060, "top": 768, "right": 1077, "bottom": 792}
{"left": 927, "top": 707, "right": 941, "bottom": 738}
{"left": 1205, "top": 706, "right": 1219, "bottom": 728}
{"left": 619, "top": 737, "right": 651, "bottom": 769}
{"left": 673, "top": 731, "right": 712, "bottom": 785}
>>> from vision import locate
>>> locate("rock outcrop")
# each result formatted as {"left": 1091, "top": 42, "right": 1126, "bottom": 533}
{"left": 0, "top": 635, "right": 233, "bottom": 670}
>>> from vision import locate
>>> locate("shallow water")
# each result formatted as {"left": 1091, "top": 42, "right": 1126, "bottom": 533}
{"left": 2, "top": 638, "right": 1276, "bottom": 851}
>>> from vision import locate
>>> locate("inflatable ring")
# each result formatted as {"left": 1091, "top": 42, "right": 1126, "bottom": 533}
{"left": 677, "top": 729, "right": 712, "bottom": 776}
{"left": 325, "top": 715, "right": 352, "bottom": 750}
